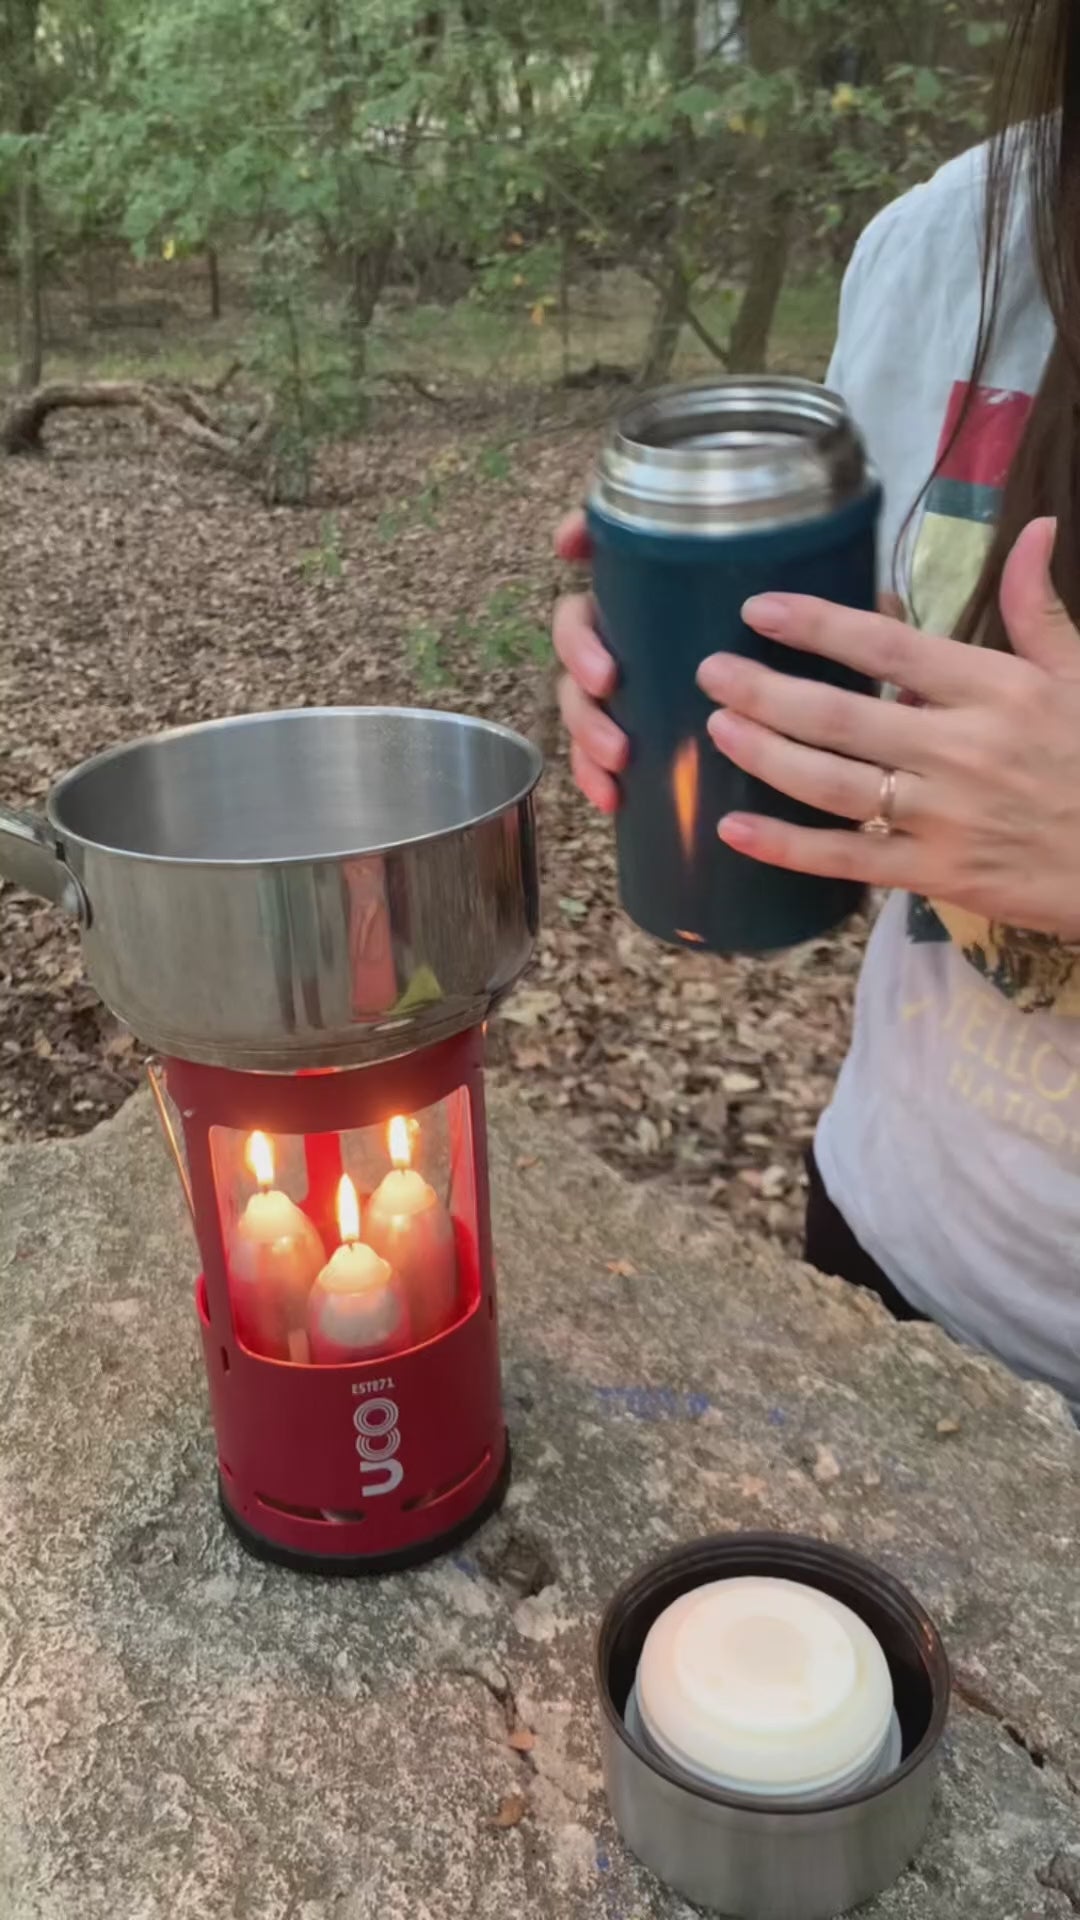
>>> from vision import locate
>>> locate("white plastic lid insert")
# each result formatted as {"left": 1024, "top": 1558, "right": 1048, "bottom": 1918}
{"left": 636, "top": 1576, "right": 896, "bottom": 1798}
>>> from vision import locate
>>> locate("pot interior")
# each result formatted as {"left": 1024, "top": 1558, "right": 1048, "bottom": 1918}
{"left": 49, "top": 708, "right": 542, "bottom": 864}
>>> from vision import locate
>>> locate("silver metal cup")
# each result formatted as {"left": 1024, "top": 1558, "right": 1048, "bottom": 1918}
{"left": 595, "top": 1532, "right": 950, "bottom": 1920}
{"left": 0, "top": 707, "right": 542, "bottom": 1068}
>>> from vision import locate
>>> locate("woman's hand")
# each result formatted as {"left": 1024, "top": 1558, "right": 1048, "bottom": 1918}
{"left": 697, "top": 517, "right": 1080, "bottom": 940}
{"left": 552, "top": 510, "right": 627, "bottom": 813}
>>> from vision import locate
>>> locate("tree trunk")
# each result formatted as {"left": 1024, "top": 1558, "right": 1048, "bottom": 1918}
{"left": 207, "top": 247, "right": 222, "bottom": 319}
{"left": 15, "top": 147, "right": 43, "bottom": 391}
{"left": 638, "top": 257, "right": 689, "bottom": 387}
{"left": 670, "top": 0, "right": 697, "bottom": 73}
{"left": 636, "top": 0, "right": 697, "bottom": 387}
{"left": 346, "top": 231, "right": 395, "bottom": 381}
{"left": 728, "top": 0, "right": 797, "bottom": 373}
{"left": 726, "top": 189, "right": 794, "bottom": 372}
{"left": 558, "top": 222, "right": 572, "bottom": 382}
{"left": 5, "top": 0, "right": 44, "bottom": 389}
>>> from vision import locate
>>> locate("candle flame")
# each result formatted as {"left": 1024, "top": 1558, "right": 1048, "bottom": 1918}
{"left": 246, "top": 1129, "right": 274, "bottom": 1189}
{"left": 388, "top": 1114, "right": 417, "bottom": 1170}
{"left": 672, "top": 738, "right": 700, "bottom": 860}
{"left": 337, "top": 1173, "right": 361, "bottom": 1246}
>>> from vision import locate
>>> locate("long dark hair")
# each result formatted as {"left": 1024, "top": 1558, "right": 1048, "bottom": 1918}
{"left": 930, "top": 0, "right": 1080, "bottom": 650}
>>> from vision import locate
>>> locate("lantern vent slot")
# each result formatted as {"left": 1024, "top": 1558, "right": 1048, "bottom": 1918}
{"left": 255, "top": 1493, "right": 366, "bottom": 1526}
{"left": 402, "top": 1446, "right": 492, "bottom": 1514}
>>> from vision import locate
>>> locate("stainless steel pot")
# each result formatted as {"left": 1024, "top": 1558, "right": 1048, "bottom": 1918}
{"left": 595, "top": 1532, "right": 950, "bottom": 1920}
{"left": 0, "top": 708, "right": 543, "bottom": 1069}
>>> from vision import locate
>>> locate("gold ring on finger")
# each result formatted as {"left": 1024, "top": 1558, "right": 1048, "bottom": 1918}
{"left": 860, "top": 767, "right": 898, "bottom": 838}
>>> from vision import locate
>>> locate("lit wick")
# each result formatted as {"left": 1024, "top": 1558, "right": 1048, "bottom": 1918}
{"left": 363, "top": 1116, "right": 459, "bottom": 1344}
{"left": 307, "top": 1174, "right": 410, "bottom": 1364}
{"left": 229, "top": 1131, "right": 326, "bottom": 1363}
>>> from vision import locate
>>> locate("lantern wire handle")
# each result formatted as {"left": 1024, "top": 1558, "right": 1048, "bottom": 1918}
{"left": 145, "top": 1057, "right": 196, "bottom": 1225}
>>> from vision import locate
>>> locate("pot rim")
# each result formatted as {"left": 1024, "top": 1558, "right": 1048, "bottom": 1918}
{"left": 44, "top": 705, "right": 544, "bottom": 870}
{"left": 594, "top": 1529, "right": 951, "bottom": 1820}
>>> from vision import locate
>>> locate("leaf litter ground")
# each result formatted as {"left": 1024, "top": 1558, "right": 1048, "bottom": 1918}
{"left": 0, "top": 403, "right": 863, "bottom": 1250}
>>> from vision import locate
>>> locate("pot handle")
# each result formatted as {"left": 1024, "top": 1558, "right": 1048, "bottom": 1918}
{"left": 0, "top": 807, "right": 90, "bottom": 924}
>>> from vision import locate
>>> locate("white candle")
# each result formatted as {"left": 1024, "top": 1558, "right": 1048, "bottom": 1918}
{"left": 363, "top": 1116, "right": 459, "bottom": 1344}
{"left": 635, "top": 1577, "right": 897, "bottom": 1801}
{"left": 308, "top": 1176, "right": 411, "bottom": 1364}
{"left": 229, "top": 1132, "right": 326, "bottom": 1363}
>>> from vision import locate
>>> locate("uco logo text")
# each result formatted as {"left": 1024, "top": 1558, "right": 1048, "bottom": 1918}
{"left": 354, "top": 1397, "right": 403, "bottom": 1496}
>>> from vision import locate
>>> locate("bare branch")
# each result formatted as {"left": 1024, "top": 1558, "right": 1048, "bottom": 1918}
{"left": 684, "top": 304, "right": 730, "bottom": 365}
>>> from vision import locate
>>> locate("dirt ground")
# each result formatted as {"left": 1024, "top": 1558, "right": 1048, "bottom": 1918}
{"left": 0, "top": 394, "right": 863, "bottom": 1251}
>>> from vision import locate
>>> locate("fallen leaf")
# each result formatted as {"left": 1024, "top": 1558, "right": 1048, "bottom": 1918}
{"left": 606, "top": 1257, "right": 637, "bottom": 1277}
{"left": 507, "top": 1728, "right": 536, "bottom": 1753}
{"left": 936, "top": 1416, "right": 962, "bottom": 1438}
{"left": 501, "top": 989, "right": 560, "bottom": 1027}
{"left": 494, "top": 1792, "right": 528, "bottom": 1827}
{"left": 722, "top": 1071, "right": 761, "bottom": 1096}
{"left": 515, "top": 1155, "right": 538, "bottom": 1172}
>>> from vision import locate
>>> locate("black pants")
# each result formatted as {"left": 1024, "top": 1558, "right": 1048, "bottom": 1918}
{"left": 803, "top": 1151, "right": 927, "bottom": 1325}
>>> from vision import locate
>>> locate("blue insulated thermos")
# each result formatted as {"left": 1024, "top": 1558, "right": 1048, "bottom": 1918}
{"left": 587, "top": 378, "right": 881, "bottom": 954}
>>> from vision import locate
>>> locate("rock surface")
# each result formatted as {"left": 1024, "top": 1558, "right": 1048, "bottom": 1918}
{"left": 0, "top": 1089, "right": 1077, "bottom": 1920}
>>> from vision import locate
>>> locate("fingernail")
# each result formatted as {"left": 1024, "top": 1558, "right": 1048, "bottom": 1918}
{"left": 707, "top": 711, "right": 737, "bottom": 747}
{"left": 696, "top": 654, "right": 733, "bottom": 694}
{"left": 742, "top": 594, "right": 788, "bottom": 634}
{"left": 719, "top": 813, "right": 755, "bottom": 850}
{"left": 582, "top": 641, "right": 616, "bottom": 696}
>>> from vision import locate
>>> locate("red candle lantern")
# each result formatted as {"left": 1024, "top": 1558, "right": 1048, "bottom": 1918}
{"left": 156, "top": 1024, "right": 506, "bottom": 1572}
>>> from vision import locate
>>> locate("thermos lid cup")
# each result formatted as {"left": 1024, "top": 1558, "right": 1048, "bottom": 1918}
{"left": 594, "top": 1532, "right": 950, "bottom": 1920}
{"left": 589, "top": 376, "right": 875, "bottom": 535}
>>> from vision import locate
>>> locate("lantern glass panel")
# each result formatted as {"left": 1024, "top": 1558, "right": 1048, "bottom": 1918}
{"left": 209, "top": 1086, "right": 478, "bottom": 1365}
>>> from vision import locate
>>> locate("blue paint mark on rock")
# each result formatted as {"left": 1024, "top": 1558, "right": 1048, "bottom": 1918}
{"left": 593, "top": 1386, "right": 711, "bottom": 1422}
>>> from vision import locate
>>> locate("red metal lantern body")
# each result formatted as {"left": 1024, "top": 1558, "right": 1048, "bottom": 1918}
{"left": 162, "top": 1027, "right": 507, "bottom": 1574}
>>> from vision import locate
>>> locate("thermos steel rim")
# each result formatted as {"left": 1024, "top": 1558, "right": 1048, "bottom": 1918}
{"left": 590, "top": 376, "right": 876, "bottom": 535}
{"left": 594, "top": 1532, "right": 950, "bottom": 1920}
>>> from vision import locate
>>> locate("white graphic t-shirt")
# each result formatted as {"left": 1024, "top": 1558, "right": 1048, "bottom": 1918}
{"left": 813, "top": 141, "right": 1080, "bottom": 1410}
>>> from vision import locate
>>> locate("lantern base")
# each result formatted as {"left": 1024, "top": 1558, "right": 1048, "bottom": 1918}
{"left": 216, "top": 1436, "right": 512, "bottom": 1577}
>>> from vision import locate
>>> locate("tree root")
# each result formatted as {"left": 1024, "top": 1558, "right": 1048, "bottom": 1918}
{"left": 0, "top": 376, "right": 274, "bottom": 470}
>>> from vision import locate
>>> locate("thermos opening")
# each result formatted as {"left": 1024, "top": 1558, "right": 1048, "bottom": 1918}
{"left": 675, "top": 427, "right": 807, "bottom": 451}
